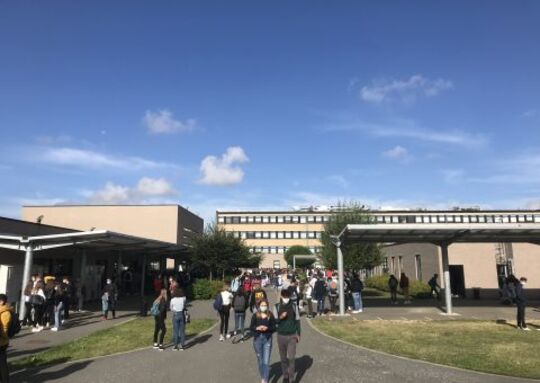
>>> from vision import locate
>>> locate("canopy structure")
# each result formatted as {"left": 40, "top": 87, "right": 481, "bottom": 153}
{"left": 333, "top": 223, "right": 540, "bottom": 316}
{"left": 0, "top": 230, "right": 187, "bottom": 320}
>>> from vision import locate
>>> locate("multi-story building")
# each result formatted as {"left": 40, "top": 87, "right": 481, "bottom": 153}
{"left": 217, "top": 208, "right": 540, "bottom": 298}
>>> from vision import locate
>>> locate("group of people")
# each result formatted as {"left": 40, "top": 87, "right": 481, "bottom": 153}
{"left": 150, "top": 286, "right": 189, "bottom": 351}
{"left": 22, "top": 274, "right": 76, "bottom": 333}
{"left": 214, "top": 272, "right": 302, "bottom": 383}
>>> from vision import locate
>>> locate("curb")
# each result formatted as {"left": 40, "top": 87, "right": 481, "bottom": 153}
{"left": 305, "top": 318, "right": 540, "bottom": 382}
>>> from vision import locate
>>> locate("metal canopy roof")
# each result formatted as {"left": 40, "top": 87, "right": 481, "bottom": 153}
{"left": 338, "top": 223, "right": 540, "bottom": 245}
{"left": 0, "top": 230, "right": 186, "bottom": 255}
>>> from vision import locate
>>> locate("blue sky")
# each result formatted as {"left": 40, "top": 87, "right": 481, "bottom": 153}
{"left": 1, "top": 1, "right": 539, "bottom": 221}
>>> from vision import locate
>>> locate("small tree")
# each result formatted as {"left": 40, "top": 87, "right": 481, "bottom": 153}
{"left": 320, "top": 201, "right": 383, "bottom": 271}
{"left": 188, "top": 223, "right": 260, "bottom": 280}
{"left": 284, "top": 245, "right": 315, "bottom": 268}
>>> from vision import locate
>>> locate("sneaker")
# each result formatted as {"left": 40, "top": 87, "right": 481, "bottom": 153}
{"left": 226, "top": 333, "right": 231, "bottom": 339}
{"left": 172, "top": 347, "right": 179, "bottom": 351}
{"left": 523, "top": 327, "right": 532, "bottom": 331}
{"left": 32, "top": 327, "right": 39, "bottom": 333}
{"left": 219, "top": 335, "right": 224, "bottom": 342}
{"left": 233, "top": 331, "right": 237, "bottom": 336}
{"left": 51, "top": 327, "right": 58, "bottom": 332}
{"left": 153, "top": 343, "right": 159, "bottom": 349}
{"left": 158, "top": 346, "right": 164, "bottom": 351}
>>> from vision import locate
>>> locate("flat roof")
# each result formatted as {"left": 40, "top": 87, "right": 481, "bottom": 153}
{"left": 23, "top": 204, "right": 183, "bottom": 208}
{"left": 217, "top": 209, "right": 540, "bottom": 215}
{"left": 339, "top": 223, "right": 540, "bottom": 245}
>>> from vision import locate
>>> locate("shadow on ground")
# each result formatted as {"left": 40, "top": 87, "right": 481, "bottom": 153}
{"left": 11, "top": 360, "right": 93, "bottom": 383}
{"left": 269, "top": 355, "right": 314, "bottom": 383}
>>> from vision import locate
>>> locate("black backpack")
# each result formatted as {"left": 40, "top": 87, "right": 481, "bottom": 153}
{"left": 8, "top": 313, "right": 21, "bottom": 338}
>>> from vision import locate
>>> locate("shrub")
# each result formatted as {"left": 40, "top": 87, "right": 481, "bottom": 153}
{"left": 365, "top": 274, "right": 391, "bottom": 292}
{"left": 365, "top": 274, "right": 432, "bottom": 299}
{"left": 409, "top": 280, "right": 432, "bottom": 298}
{"left": 192, "top": 279, "right": 224, "bottom": 300}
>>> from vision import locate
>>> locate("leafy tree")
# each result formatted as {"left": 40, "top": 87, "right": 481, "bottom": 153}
{"left": 284, "top": 245, "right": 316, "bottom": 267}
{"left": 188, "top": 223, "right": 261, "bottom": 280}
{"left": 320, "top": 201, "right": 383, "bottom": 271}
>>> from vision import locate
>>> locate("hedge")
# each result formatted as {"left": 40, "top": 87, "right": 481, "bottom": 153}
{"left": 365, "top": 274, "right": 432, "bottom": 299}
{"left": 192, "top": 279, "right": 225, "bottom": 300}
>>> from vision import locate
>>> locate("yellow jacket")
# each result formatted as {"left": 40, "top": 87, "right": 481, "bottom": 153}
{"left": 0, "top": 304, "right": 12, "bottom": 347}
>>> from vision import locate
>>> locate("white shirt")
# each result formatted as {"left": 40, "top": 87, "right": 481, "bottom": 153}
{"left": 220, "top": 291, "right": 233, "bottom": 306}
{"left": 170, "top": 297, "right": 186, "bottom": 312}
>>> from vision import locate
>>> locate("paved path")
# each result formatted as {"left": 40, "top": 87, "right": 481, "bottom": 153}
{"left": 10, "top": 294, "right": 539, "bottom": 383}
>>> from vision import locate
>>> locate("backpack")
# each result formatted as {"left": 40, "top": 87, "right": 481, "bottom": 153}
{"left": 233, "top": 295, "right": 246, "bottom": 311}
{"left": 243, "top": 279, "right": 252, "bottom": 293}
{"left": 329, "top": 281, "right": 338, "bottom": 292}
{"left": 150, "top": 301, "right": 161, "bottom": 317}
{"left": 8, "top": 313, "right": 21, "bottom": 338}
{"left": 213, "top": 293, "right": 223, "bottom": 311}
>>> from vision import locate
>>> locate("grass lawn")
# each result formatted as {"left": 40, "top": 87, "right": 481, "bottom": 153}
{"left": 313, "top": 318, "right": 540, "bottom": 379}
{"left": 11, "top": 317, "right": 216, "bottom": 371}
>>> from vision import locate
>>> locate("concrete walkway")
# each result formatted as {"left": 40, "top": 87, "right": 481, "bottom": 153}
{"left": 10, "top": 294, "right": 540, "bottom": 383}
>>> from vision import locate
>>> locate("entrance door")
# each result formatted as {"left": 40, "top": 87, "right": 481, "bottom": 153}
{"left": 449, "top": 265, "right": 465, "bottom": 297}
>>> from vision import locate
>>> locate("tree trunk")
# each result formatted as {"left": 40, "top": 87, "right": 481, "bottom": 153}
{"left": 209, "top": 269, "right": 213, "bottom": 281}
{"left": 222, "top": 269, "right": 225, "bottom": 281}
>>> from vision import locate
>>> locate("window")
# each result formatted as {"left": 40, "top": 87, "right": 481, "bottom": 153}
{"left": 300, "top": 216, "right": 307, "bottom": 223}
{"left": 510, "top": 215, "right": 517, "bottom": 223}
{"left": 218, "top": 216, "right": 225, "bottom": 223}
{"left": 293, "top": 232, "right": 300, "bottom": 239}
{"left": 376, "top": 216, "right": 384, "bottom": 223}
{"left": 447, "top": 215, "right": 454, "bottom": 223}
{"left": 406, "top": 216, "right": 416, "bottom": 223}
{"left": 262, "top": 232, "right": 269, "bottom": 239}
{"left": 454, "top": 215, "right": 462, "bottom": 223}
{"left": 246, "top": 232, "right": 255, "bottom": 239}
{"left": 248, "top": 216, "right": 254, "bottom": 223}
{"left": 526, "top": 215, "right": 533, "bottom": 222}
{"left": 285, "top": 232, "right": 292, "bottom": 239}
{"left": 241, "top": 232, "right": 246, "bottom": 239}
{"left": 503, "top": 215, "right": 510, "bottom": 223}
{"left": 273, "top": 260, "right": 280, "bottom": 269}
{"left": 470, "top": 215, "right": 478, "bottom": 223}
{"left": 284, "top": 216, "right": 291, "bottom": 223}
{"left": 399, "top": 216, "right": 408, "bottom": 224}
{"left": 423, "top": 216, "right": 430, "bottom": 223}
{"left": 308, "top": 232, "right": 316, "bottom": 239}
{"left": 277, "top": 216, "right": 284, "bottom": 223}
{"left": 270, "top": 232, "right": 276, "bottom": 239}
{"left": 416, "top": 216, "right": 423, "bottom": 223}
{"left": 478, "top": 215, "right": 486, "bottom": 223}
{"left": 392, "top": 216, "right": 399, "bottom": 223}
{"left": 232, "top": 216, "right": 240, "bottom": 224}
{"left": 323, "top": 216, "right": 330, "bottom": 222}
{"left": 391, "top": 257, "right": 396, "bottom": 273}
{"left": 307, "top": 216, "right": 315, "bottom": 223}
{"left": 270, "top": 247, "right": 277, "bottom": 254}
{"left": 315, "top": 216, "right": 323, "bottom": 223}
{"left": 255, "top": 232, "right": 262, "bottom": 239}
{"left": 534, "top": 215, "right": 540, "bottom": 223}
{"left": 292, "top": 216, "right": 300, "bottom": 223}
{"left": 518, "top": 215, "right": 525, "bottom": 223}
{"left": 384, "top": 216, "right": 392, "bottom": 223}
{"left": 316, "top": 232, "right": 322, "bottom": 239}
{"left": 300, "top": 232, "right": 307, "bottom": 239}
{"left": 277, "top": 232, "right": 284, "bottom": 239}
{"left": 415, "top": 254, "right": 423, "bottom": 281}
{"left": 240, "top": 216, "right": 247, "bottom": 223}
{"left": 486, "top": 215, "right": 494, "bottom": 223}
{"left": 255, "top": 216, "right": 262, "bottom": 223}
{"left": 262, "top": 216, "right": 269, "bottom": 223}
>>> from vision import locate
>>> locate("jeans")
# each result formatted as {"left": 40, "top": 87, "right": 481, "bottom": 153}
{"left": 328, "top": 295, "right": 338, "bottom": 313}
{"left": 0, "top": 345, "right": 8, "bottom": 383}
{"left": 253, "top": 335, "right": 272, "bottom": 381}
{"left": 172, "top": 311, "right": 186, "bottom": 348}
{"left": 317, "top": 298, "right": 325, "bottom": 314}
{"left": 517, "top": 304, "right": 526, "bottom": 328}
{"left": 277, "top": 334, "right": 297, "bottom": 380}
{"left": 54, "top": 302, "right": 64, "bottom": 329}
{"left": 219, "top": 306, "right": 230, "bottom": 336}
{"left": 390, "top": 289, "right": 397, "bottom": 303}
{"left": 352, "top": 292, "right": 363, "bottom": 311}
{"left": 104, "top": 300, "right": 116, "bottom": 319}
{"left": 154, "top": 316, "right": 166, "bottom": 345}
{"left": 234, "top": 312, "right": 245, "bottom": 336}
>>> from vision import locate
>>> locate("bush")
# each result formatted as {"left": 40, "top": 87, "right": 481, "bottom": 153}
{"left": 192, "top": 279, "right": 224, "bottom": 300}
{"left": 365, "top": 274, "right": 432, "bottom": 299}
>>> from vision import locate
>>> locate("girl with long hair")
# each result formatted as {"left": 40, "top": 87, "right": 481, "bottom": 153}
{"left": 249, "top": 299, "right": 276, "bottom": 383}
{"left": 152, "top": 288, "right": 168, "bottom": 350}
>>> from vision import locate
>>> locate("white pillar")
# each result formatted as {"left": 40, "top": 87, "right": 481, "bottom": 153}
{"left": 441, "top": 243, "right": 453, "bottom": 314}
{"left": 337, "top": 243, "right": 346, "bottom": 316}
{"left": 80, "top": 249, "right": 87, "bottom": 301}
{"left": 19, "top": 245, "right": 34, "bottom": 321}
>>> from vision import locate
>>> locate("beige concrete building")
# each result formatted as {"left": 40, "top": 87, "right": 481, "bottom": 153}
{"left": 218, "top": 209, "right": 540, "bottom": 298}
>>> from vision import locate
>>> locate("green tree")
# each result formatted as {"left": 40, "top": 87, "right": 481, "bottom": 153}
{"left": 320, "top": 202, "right": 383, "bottom": 271}
{"left": 188, "top": 223, "right": 261, "bottom": 280}
{"left": 284, "top": 245, "right": 316, "bottom": 268}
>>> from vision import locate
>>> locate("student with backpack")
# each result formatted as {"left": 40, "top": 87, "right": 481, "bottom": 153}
{"left": 327, "top": 277, "right": 339, "bottom": 314}
{"left": 0, "top": 293, "right": 13, "bottom": 383}
{"left": 215, "top": 284, "right": 233, "bottom": 341}
{"left": 250, "top": 300, "right": 275, "bottom": 383}
{"left": 232, "top": 287, "right": 248, "bottom": 341}
{"left": 274, "top": 289, "right": 301, "bottom": 383}
{"left": 350, "top": 273, "right": 364, "bottom": 313}
{"left": 170, "top": 288, "right": 187, "bottom": 351}
{"left": 151, "top": 288, "right": 168, "bottom": 350}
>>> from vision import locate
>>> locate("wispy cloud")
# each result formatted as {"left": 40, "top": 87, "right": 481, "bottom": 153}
{"left": 322, "top": 118, "right": 487, "bottom": 148}
{"left": 144, "top": 109, "right": 197, "bottom": 134}
{"left": 469, "top": 151, "right": 540, "bottom": 185}
{"left": 38, "top": 147, "right": 180, "bottom": 171}
{"left": 382, "top": 145, "right": 410, "bottom": 160}
{"left": 85, "top": 177, "right": 178, "bottom": 204}
{"left": 199, "top": 146, "right": 249, "bottom": 186}
{"left": 359, "top": 74, "right": 453, "bottom": 103}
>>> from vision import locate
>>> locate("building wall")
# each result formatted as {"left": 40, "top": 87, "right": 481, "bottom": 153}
{"left": 447, "top": 243, "right": 499, "bottom": 289}
{"left": 512, "top": 243, "right": 540, "bottom": 287}
{"left": 383, "top": 243, "right": 440, "bottom": 282}
{"left": 22, "top": 205, "right": 202, "bottom": 245}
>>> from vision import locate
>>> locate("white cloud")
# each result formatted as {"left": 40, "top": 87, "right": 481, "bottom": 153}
{"left": 199, "top": 146, "right": 249, "bottom": 186}
{"left": 87, "top": 177, "right": 177, "bottom": 204}
{"left": 144, "top": 109, "right": 197, "bottom": 134}
{"left": 40, "top": 147, "right": 179, "bottom": 171}
{"left": 360, "top": 74, "right": 453, "bottom": 103}
{"left": 382, "top": 145, "right": 409, "bottom": 160}
{"left": 469, "top": 151, "right": 540, "bottom": 186}
{"left": 322, "top": 118, "right": 487, "bottom": 148}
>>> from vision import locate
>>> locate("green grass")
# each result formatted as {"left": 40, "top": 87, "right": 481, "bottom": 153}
{"left": 313, "top": 318, "right": 540, "bottom": 379}
{"left": 11, "top": 317, "right": 216, "bottom": 370}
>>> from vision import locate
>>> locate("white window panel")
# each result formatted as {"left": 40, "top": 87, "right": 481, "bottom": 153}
{"left": 277, "top": 216, "right": 284, "bottom": 223}
{"left": 300, "top": 232, "right": 307, "bottom": 239}
{"left": 255, "top": 232, "right": 262, "bottom": 238}
{"left": 263, "top": 216, "right": 269, "bottom": 223}
{"left": 241, "top": 232, "right": 247, "bottom": 239}
{"left": 307, "top": 216, "right": 315, "bottom": 223}
{"left": 300, "top": 216, "right": 307, "bottom": 223}
{"left": 218, "top": 217, "right": 225, "bottom": 223}
{"left": 534, "top": 215, "right": 540, "bottom": 223}
{"left": 240, "top": 217, "right": 247, "bottom": 223}
{"left": 270, "top": 232, "right": 276, "bottom": 239}
{"left": 255, "top": 216, "right": 262, "bottom": 223}
{"left": 293, "top": 232, "right": 300, "bottom": 239}
{"left": 392, "top": 216, "right": 399, "bottom": 223}
{"left": 248, "top": 216, "right": 254, "bottom": 223}
{"left": 308, "top": 232, "right": 315, "bottom": 239}
{"left": 262, "top": 232, "right": 269, "bottom": 238}
{"left": 478, "top": 216, "right": 486, "bottom": 223}
{"left": 277, "top": 232, "right": 284, "bottom": 239}
{"left": 285, "top": 232, "right": 292, "bottom": 239}
{"left": 270, "top": 216, "right": 276, "bottom": 223}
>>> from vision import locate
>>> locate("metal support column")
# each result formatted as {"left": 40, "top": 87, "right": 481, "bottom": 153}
{"left": 80, "top": 249, "right": 87, "bottom": 303}
{"left": 440, "top": 242, "right": 453, "bottom": 315}
{"left": 140, "top": 254, "right": 147, "bottom": 297}
{"left": 336, "top": 242, "right": 346, "bottom": 316}
{"left": 19, "top": 244, "right": 34, "bottom": 320}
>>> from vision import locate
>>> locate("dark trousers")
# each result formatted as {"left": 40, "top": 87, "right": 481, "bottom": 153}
{"left": 33, "top": 305, "right": 43, "bottom": 327}
{"left": 328, "top": 295, "right": 337, "bottom": 313}
{"left": 0, "top": 345, "right": 9, "bottom": 383}
{"left": 517, "top": 303, "right": 526, "bottom": 328}
{"left": 153, "top": 316, "right": 166, "bottom": 345}
{"left": 44, "top": 302, "right": 54, "bottom": 326}
{"left": 317, "top": 298, "right": 325, "bottom": 314}
{"left": 23, "top": 303, "right": 32, "bottom": 326}
{"left": 104, "top": 300, "right": 116, "bottom": 319}
{"left": 277, "top": 334, "right": 297, "bottom": 380}
{"left": 390, "top": 289, "right": 397, "bottom": 303}
{"left": 219, "top": 306, "right": 230, "bottom": 336}
{"left": 63, "top": 298, "right": 70, "bottom": 320}
{"left": 306, "top": 299, "right": 313, "bottom": 317}
{"left": 431, "top": 287, "right": 440, "bottom": 300}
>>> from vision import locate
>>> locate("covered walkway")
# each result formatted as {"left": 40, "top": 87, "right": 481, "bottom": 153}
{"left": 334, "top": 223, "right": 540, "bottom": 315}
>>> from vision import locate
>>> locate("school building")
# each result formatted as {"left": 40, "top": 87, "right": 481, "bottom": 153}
{"left": 217, "top": 208, "right": 540, "bottom": 299}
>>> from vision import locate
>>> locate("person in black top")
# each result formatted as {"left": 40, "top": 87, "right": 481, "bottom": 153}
{"left": 153, "top": 289, "right": 168, "bottom": 349}
{"left": 232, "top": 287, "right": 248, "bottom": 341}
{"left": 388, "top": 275, "right": 398, "bottom": 304}
{"left": 350, "top": 274, "right": 364, "bottom": 313}
{"left": 313, "top": 274, "right": 327, "bottom": 316}
{"left": 515, "top": 277, "right": 530, "bottom": 330}
{"left": 250, "top": 300, "right": 275, "bottom": 383}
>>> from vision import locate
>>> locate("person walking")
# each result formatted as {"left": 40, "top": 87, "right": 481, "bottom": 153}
{"left": 515, "top": 277, "right": 530, "bottom": 331}
{"left": 250, "top": 300, "right": 275, "bottom": 383}
{"left": 327, "top": 277, "right": 339, "bottom": 314}
{"left": 400, "top": 272, "right": 411, "bottom": 304}
{"left": 218, "top": 284, "right": 233, "bottom": 341}
{"left": 43, "top": 277, "right": 56, "bottom": 329}
{"left": 274, "top": 289, "right": 301, "bottom": 383}
{"left": 102, "top": 279, "right": 118, "bottom": 320}
{"left": 313, "top": 274, "right": 327, "bottom": 316}
{"left": 249, "top": 282, "right": 268, "bottom": 313}
{"left": 388, "top": 275, "right": 398, "bottom": 304}
{"left": 232, "top": 287, "right": 248, "bottom": 341}
{"left": 51, "top": 282, "right": 64, "bottom": 332}
{"left": 170, "top": 288, "right": 187, "bottom": 350}
{"left": 61, "top": 277, "right": 72, "bottom": 320}
{"left": 30, "top": 278, "right": 46, "bottom": 332}
{"left": 0, "top": 294, "right": 12, "bottom": 383}
{"left": 428, "top": 274, "right": 441, "bottom": 300}
{"left": 303, "top": 281, "right": 313, "bottom": 319}
{"left": 152, "top": 288, "right": 168, "bottom": 350}
{"left": 350, "top": 274, "right": 364, "bottom": 313}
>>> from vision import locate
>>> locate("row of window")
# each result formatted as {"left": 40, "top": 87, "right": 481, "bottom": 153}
{"left": 220, "top": 213, "right": 540, "bottom": 225}
{"left": 230, "top": 231, "right": 322, "bottom": 240}
{"left": 248, "top": 246, "right": 322, "bottom": 254}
